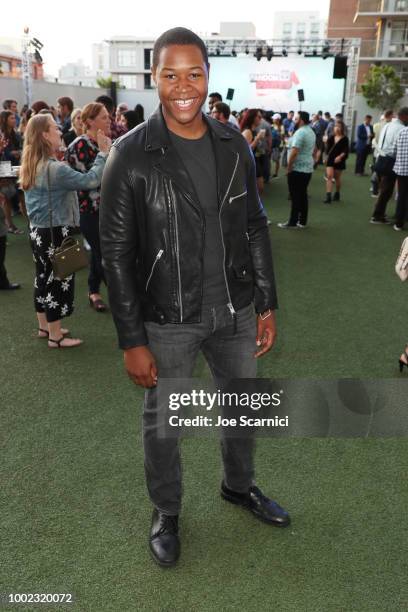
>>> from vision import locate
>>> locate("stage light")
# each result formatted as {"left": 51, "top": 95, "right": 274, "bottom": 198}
{"left": 231, "top": 48, "right": 236, "bottom": 57}
{"left": 216, "top": 47, "right": 220, "bottom": 56}
{"left": 282, "top": 48, "right": 288, "bottom": 57}
{"left": 297, "top": 47, "right": 302, "bottom": 55}
{"left": 32, "top": 37, "right": 43, "bottom": 49}
{"left": 34, "top": 49, "right": 43, "bottom": 63}
{"left": 266, "top": 46, "right": 273, "bottom": 61}
{"left": 255, "top": 46, "right": 263, "bottom": 61}
{"left": 245, "top": 46, "right": 249, "bottom": 55}
{"left": 322, "top": 43, "right": 331, "bottom": 59}
{"left": 313, "top": 49, "right": 317, "bottom": 57}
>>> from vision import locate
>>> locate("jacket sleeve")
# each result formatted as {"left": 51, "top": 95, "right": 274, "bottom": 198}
{"left": 357, "top": 124, "right": 367, "bottom": 142}
{"left": 99, "top": 145, "right": 147, "bottom": 349}
{"left": 244, "top": 144, "right": 278, "bottom": 312}
{"left": 55, "top": 153, "right": 107, "bottom": 190}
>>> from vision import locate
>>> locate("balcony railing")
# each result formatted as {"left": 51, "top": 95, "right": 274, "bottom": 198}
{"left": 360, "top": 38, "right": 408, "bottom": 57}
{"left": 355, "top": 0, "right": 408, "bottom": 15}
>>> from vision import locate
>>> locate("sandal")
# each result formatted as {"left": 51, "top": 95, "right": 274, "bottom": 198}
{"left": 8, "top": 225, "right": 24, "bottom": 235}
{"left": 38, "top": 327, "right": 69, "bottom": 338}
{"left": 48, "top": 336, "right": 83, "bottom": 349}
{"left": 89, "top": 295, "right": 107, "bottom": 312}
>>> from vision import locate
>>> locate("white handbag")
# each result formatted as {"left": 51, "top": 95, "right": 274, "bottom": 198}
{"left": 395, "top": 237, "right": 408, "bottom": 281}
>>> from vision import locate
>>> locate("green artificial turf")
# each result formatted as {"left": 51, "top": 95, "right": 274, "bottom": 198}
{"left": 1, "top": 161, "right": 407, "bottom": 611}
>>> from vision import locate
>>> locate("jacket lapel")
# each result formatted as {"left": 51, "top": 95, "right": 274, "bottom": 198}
{"left": 153, "top": 148, "right": 199, "bottom": 206}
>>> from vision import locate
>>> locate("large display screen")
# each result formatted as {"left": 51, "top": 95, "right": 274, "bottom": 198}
{"left": 208, "top": 55, "right": 344, "bottom": 114}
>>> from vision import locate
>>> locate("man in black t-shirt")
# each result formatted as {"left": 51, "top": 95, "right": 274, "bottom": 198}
{"left": 100, "top": 28, "right": 290, "bottom": 568}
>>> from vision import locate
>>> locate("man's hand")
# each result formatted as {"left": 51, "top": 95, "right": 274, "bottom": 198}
{"left": 124, "top": 346, "right": 158, "bottom": 388}
{"left": 255, "top": 310, "right": 277, "bottom": 358}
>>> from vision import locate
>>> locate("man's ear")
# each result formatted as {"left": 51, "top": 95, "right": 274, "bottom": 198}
{"left": 151, "top": 65, "right": 157, "bottom": 86}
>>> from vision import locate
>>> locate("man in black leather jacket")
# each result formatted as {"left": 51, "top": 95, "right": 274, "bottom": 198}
{"left": 100, "top": 27, "right": 290, "bottom": 567}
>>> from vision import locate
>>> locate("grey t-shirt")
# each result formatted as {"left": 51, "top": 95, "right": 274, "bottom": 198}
{"left": 169, "top": 129, "right": 228, "bottom": 307}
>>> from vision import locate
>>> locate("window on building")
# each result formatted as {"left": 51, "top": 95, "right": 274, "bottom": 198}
{"left": 389, "top": 21, "right": 408, "bottom": 57}
{"left": 144, "top": 73, "right": 153, "bottom": 89}
{"left": 282, "top": 23, "right": 292, "bottom": 35}
{"left": 396, "top": 0, "right": 408, "bottom": 12}
{"left": 118, "top": 49, "right": 137, "bottom": 67}
{"left": 0, "top": 60, "right": 11, "bottom": 74}
{"left": 144, "top": 48, "right": 152, "bottom": 70}
{"left": 119, "top": 75, "right": 137, "bottom": 89}
{"left": 392, "top": 62, "right": 408, "bottom": 85}
{"left": 310, "top": 22, "right": 320, "bottom": 35}
{"left": 296, "top": 23, "right": 306, "bottom": 34}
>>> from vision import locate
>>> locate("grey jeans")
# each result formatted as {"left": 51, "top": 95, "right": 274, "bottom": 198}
{"left": 143, "top": 303, "right": 258, "bottom": 515}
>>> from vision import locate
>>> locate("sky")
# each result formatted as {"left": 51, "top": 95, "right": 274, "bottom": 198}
{"left": 3, "top": 0, "right": 330, "bottom": 76}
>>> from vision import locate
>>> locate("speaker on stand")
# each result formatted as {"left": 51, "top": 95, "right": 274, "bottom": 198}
{"left": 297, "top": 89, "right": 304, "bottom": 110}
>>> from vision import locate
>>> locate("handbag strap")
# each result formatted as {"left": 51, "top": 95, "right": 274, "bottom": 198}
{"left": 327, "top": 136, "right": 344, "bottom": 159}
{"left": 46, "top": 161, "right": 55, "bottom": 248}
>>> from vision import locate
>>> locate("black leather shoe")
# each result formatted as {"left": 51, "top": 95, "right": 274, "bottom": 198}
{"left": 221, "top": 481, "right": 290, "bottom": 527}
{"left": 0, "top": 282, "right": 20, "bottom": 290}
{"left": 149, "top": 508, "right": 180, "bottom": 567}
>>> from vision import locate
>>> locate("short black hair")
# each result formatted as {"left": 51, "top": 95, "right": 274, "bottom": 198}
{"left": 209, "top": 92, "right": 222, "bottom": 101}
{"left": 298, "top": 111, "right": 310, "bottom": 124}
{"left": 398, "top": 106, "right": 408, "bottom": 117}
{"left": 152, "top": 27, "right": 208, "bottom": 67}
{"left": 95, "top": 95, "right": 114, "bottom": 115}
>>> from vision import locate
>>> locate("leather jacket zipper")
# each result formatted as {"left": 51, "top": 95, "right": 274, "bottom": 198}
{"left": 229, "top": 190, "right": 247, "bottom": 204}
{"left": 219, "top": 152, "right": 240, "bottom": 330}
{"left": 169, "top": 182, "right": 183, "bottom": 322}
{"left": 145, "top": 249, "right": 164, "bottom": 291}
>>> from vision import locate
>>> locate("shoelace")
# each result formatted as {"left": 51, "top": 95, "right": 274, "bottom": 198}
{"left": 250, "top": 487, "right": 282, "bottom": 511}
{"left": 157, "top": 514, "right": 178, "bottom": 536}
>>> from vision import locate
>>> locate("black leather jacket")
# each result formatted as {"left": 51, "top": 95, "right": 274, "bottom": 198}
{"left": 100, "top": 106, "right": 278, "bottom": 349}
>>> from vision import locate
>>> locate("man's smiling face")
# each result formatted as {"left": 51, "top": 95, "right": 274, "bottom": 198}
{"left": 152, "top": 44, "right": 209, "bottom": 133}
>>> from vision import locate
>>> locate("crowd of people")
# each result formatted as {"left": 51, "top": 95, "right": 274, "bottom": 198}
{"left": 0, "top": 90, "right": 407, "bottom": 362}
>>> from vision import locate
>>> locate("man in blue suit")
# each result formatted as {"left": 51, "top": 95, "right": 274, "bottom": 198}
{"left": 355, "top": 114, "right": 374, "bottom": 175}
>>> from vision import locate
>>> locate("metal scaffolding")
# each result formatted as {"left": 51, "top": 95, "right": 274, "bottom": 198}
{"left": 203, "top": 37, "right": 361, "bottom": 126}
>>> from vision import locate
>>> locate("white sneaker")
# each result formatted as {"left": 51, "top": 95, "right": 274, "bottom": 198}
{"left": 296, "top": 222, "right": 307, "bottom": 229}
{"left": 277, "top": 222, "right": 297, "bottom": 229}
{"left": 393, "top": 224, "right": 402, "bottom": 231}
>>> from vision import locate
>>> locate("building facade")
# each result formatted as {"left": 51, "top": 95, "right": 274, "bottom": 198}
{"left": 58, "top": 60, "right": 97, "bottom": 87}
{"left": 0, "top": 45, "right": 44, "bottom": 80}
{"left": 328, "top": 0, "right": 408, "bottom": 86}
{"left": 273, "top": 12, "right": 327, "bottom": 46}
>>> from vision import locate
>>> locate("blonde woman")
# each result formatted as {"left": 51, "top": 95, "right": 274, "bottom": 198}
{"left": 20, "top": 114, "right": 111, "bottom": 348}
{"left": 63, "top": 108, "right": 84, "bottom": 148}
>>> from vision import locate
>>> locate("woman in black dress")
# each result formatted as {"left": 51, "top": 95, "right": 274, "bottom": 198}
{"left": 323, "top": 120, "right": 349, "bottom": 203}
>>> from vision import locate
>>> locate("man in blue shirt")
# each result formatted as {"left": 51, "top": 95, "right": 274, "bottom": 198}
{"left": 278, "top": 111, "right": 316, "bottom": 228}
{"left": 283, "top": 110, "right": 295, "bottom": 136}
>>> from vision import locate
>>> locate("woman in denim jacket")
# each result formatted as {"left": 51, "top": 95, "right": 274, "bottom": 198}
{"left": 20, "top": 113, "right": 111, "bottom": 348}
